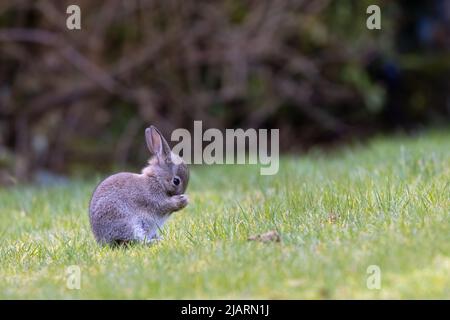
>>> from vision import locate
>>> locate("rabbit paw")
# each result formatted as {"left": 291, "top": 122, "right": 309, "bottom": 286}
{"left": 171, "top": 194, "right": 189, "bottom": 211}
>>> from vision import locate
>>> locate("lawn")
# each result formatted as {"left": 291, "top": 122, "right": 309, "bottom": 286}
{"left": 0, "top": 131, "right": 449, "bottom": 299}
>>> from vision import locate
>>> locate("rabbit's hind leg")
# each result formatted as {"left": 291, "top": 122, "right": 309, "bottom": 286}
{"left": 97, "top": 219, "right": 140, "bottom": 245}
{"left": 147, "top": 232, "right": 163, "bottom": 243}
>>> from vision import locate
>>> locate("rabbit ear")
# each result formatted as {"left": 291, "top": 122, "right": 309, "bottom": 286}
{"left": 145, "top": 126, "right": 171, "bottom": 160}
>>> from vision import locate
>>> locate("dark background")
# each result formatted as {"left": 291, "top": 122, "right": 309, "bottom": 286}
{"left": 0, "top": 0, "right": 449, "bottom": 184}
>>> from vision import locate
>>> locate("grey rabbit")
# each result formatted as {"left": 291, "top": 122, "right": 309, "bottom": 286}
{"left": 89, "top": 125, "right": 189, "bottom": 245}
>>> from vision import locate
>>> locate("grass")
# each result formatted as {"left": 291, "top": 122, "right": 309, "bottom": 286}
{"left": 0, "top": 131, "right": 449, "bottom": 299}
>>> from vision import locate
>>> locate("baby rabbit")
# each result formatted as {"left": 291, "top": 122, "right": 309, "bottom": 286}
{"left": 89, "top": 125, "right": 189, "bottom": 245}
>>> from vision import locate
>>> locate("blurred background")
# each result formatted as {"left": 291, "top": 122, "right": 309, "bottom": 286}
{"left": 0, "top": 0, "right": 449, "bottom": 185}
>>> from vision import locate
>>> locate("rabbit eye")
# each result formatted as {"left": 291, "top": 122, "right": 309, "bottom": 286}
{"left": 173, "top": 177, "right": 180, "bottom": 186}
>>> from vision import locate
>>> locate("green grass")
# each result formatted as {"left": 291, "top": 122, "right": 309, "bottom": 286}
{"left": 0, "top": 131, "right": 449, "bottom": 299}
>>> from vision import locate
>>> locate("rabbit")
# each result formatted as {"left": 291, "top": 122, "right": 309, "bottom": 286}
{"left": 89, "top": 125, "right": 189, "bottom": 245}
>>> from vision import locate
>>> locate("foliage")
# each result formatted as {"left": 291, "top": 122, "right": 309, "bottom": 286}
{"left": 0, "top": 0, "right": 448, "bottom": 181}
